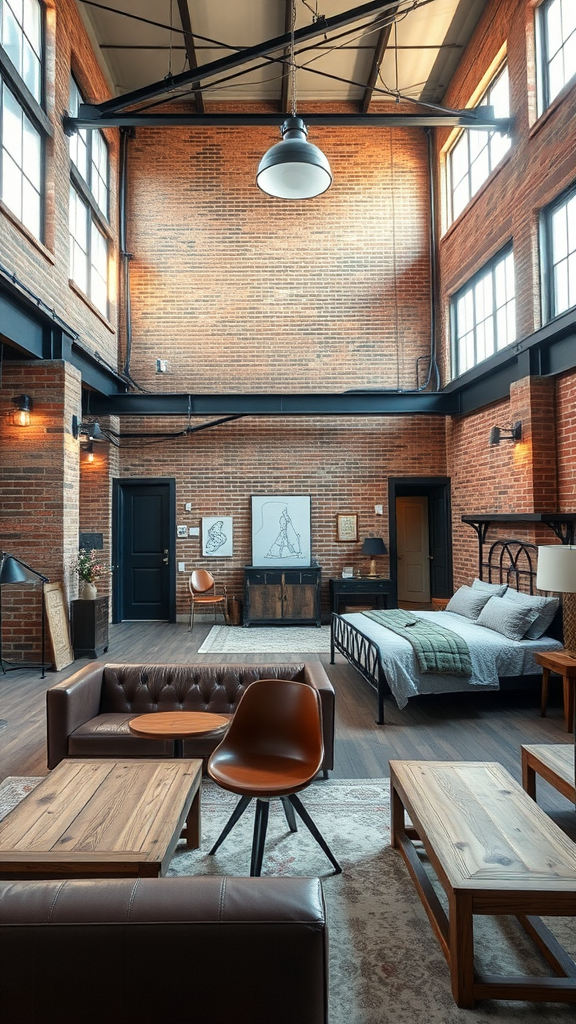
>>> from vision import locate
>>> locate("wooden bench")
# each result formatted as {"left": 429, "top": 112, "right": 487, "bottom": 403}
{"left": 390, "top": 759, "right": 576, "bottom": 1008}
{"left": 521, "top": 743, "right": 575, "bottom": 804}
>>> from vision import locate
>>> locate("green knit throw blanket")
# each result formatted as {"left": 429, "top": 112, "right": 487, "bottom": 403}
{"left": 362, "top": 609, "right": 472, "bottom": 676}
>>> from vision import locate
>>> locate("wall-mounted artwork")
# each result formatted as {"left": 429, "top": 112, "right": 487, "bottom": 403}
{"left": 251, "top": 495, "right": 311, "bottom": 567}
{"left": 202, "top": 516, "right": 233, "bottom": 557}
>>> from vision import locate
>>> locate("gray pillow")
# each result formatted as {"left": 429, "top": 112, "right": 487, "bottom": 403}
{"left": 445, "top": 586, "right": 492, "bottom": 620}
{"left": 471, "top": 577, "right": 508, "bottom": 596}
{"left": 477, "top": 595, "right": 540, "bottom": 641}
{"left": 502, "top": 589, "right": 560, "bottom": 640}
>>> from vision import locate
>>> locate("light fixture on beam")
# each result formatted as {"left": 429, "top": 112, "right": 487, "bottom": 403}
{"left": 489, "top": 421, "right": 522, "bottom": 446}
{"left": 72, "top": 417, "right": 108, "bottom": 442}
{"left": 256, "top": 1, "right": 332, "bottom": 200}
{"left": 12, "top": 394, "right": 33, "bottom": 426}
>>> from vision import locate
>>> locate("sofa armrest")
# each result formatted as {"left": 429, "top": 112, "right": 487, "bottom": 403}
{"left": 46, "top": 663, "right": 105, "bottom": 769}
{"left": 302, "top": 663, "right": 335, "bottom": 772}
{"left": 0, "top": 876, "right": 328, "bottom": 1024}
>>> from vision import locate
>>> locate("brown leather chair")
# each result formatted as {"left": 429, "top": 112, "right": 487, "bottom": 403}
{"left": 208, "top": 678, "right": 341, "bottom": 876}
{"left": 188, "top": 569, "right": 227, "bottom": 630}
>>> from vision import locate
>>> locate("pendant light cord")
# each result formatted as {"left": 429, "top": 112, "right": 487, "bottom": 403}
{"left": 290, "top": 0, "right": 297, "bottom": 117}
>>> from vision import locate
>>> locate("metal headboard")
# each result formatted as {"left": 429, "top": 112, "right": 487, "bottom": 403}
{"left": 481, "top": 539, "right": 538, "bottom": 594}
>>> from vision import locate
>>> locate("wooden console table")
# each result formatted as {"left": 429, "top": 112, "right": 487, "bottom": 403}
{"left": 329, "top": 576, "right": 397, "bottom": 614}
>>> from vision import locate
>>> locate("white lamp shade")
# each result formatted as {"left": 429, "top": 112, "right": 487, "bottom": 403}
{"left": 536, "top": 545, "right": 576, "bottom": 593}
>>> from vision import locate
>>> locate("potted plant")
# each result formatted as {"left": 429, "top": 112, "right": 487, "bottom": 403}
{"left": 71, "top": 548, "right": 110, "bottom": 600}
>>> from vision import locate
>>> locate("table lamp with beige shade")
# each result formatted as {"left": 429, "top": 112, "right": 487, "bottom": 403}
{"left": 537, "top": 545, "right": 576, "bottom": 655}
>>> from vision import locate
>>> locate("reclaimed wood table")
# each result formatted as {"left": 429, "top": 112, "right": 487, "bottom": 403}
{"left": 390, "top": 759, "right": 576, "bottom": 1007}
{"left": 536, "top": 649, "right": 576, "bottom": 732}
{"left": 128, "top": 711, "right": 230, "bottom": 757}
{"left": 0, "top": 758, "right": 202, "bottom": 879}
{"left": 521, "top": 742, "right": 575, "bottom": 803}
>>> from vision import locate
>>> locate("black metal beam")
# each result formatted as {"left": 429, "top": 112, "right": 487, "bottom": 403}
{"left": 89, "top": 390, "right": 458, "bottom": 418}
{"left": 176, "top": 0, "right": 204, "bottom": 113}
{"left": 74, "top": 0, "right": 440, "bottom": 119}
{"left": 361, "top": 5, "right": 399, "bottom": 113}
{"left": 65, "top": 109, "right": 510, "bottom": 131}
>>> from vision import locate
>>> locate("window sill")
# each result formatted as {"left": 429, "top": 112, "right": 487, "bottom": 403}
{"left": 68, "top": 280, "right": 115, "bottom": 333}
{"left": 0, "top": 201, "right": 55, "bottom": 264}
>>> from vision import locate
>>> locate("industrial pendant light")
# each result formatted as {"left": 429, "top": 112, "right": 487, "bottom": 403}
{"left": 256, "top": 1, "right": 332, "bottom": 199}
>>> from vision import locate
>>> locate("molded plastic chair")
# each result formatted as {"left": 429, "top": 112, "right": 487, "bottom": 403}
{"left": 188, "top": 570, "right": 227, "bottom": 631}
{"left": 207, "top": 678, "right": 341, "bottom": 876}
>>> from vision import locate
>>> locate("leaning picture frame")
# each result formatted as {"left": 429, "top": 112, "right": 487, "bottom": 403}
{"left": 251, "top": 495, "right": 311, "bottom": 566}
{"left": 336, "top": 513, "right": 358, "bottom": 542}
{"left": 201, "top": 516, "right": 233, "bottom": 557}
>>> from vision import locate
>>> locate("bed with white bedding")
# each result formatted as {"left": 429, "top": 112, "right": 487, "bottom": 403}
{"left": 330, "top": 539, "right": 563, "bottom": 723}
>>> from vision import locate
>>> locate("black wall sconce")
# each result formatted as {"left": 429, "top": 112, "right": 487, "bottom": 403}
{"left": 489, "top": 421, "right": 522, "bottom": 446}
{"left": 72, "top": 416, "right": 107, "bottom": 441}
{"left": 12, "top": 394, "right": 33, "bottom": 426}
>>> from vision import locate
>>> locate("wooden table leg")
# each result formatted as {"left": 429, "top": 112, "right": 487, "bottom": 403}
{"left": 183, "top": 784, "right": 201, "bottom": 849}
{"left": 541, "top": 667, "right": 550, "bottom": 717}
{"left": 449, "top": 892, "right": 475, "bottom": 1008}
{"left": 521, "top": 748, "right": 537, "bottom": 799}
{"left": 390, "top": 777, "right": 404, "bottom": 850}
{"left": 563, "top": 676, "right": 575, "bottom": 732}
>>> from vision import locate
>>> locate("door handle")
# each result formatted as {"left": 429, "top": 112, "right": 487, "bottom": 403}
{"left": 163, "top": 549, "right": 169, "bottom": 564}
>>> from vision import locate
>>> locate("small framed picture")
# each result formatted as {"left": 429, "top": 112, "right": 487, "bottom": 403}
{"left": 202, "top": 516, "right": 233, "bottom": 557}
{"left": 177, "top": 524, "right": 188, "bottom": 538}
{"left": 337, "top": 513, "right": 358, "bottom": 542}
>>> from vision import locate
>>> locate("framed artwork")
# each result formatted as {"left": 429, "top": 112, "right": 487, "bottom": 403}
{"left": 251, "top": 495, "right": 311, "bottom": 567}
{"left": 202, "top": 516, "right": 233, "bottom": 557}
{"left": 336, "top": 513, "right": 358, "bottom": 542}
{"left": 44, "top": 582, "right": 74, "bottom": 671}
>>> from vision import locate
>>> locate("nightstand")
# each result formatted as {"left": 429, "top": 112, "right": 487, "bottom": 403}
{"left": 431, "top": 597, "right": 450, "bottom": 611}
{"left": 535, "top": 650, "right": 576, "bottom": 732}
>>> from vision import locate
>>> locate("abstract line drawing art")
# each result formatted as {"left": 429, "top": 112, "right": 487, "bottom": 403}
{"left": 202, "top": 517, "right": 233, "bottom": 557}
{"left": 251, "top": 496, "right": 311, "bottom": 567}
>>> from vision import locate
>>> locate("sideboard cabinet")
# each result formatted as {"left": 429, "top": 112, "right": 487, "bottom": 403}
{"left": 243, "top": 567, "right": 321, "bottom": 626}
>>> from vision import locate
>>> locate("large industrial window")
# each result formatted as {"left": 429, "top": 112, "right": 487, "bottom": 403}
{"left": 537, "top": 0, "right": 576, "bottom": 112}
{"left": 68, "top": 76, "right": 109, "bottom": 315}
{"left": 541, "top": 184, "right": 576, "bottom": 322}
{"left": 0, "top": 0, "right": 44, "bottom": 239}
{"left": 451, "top": 248, "right": 516, "bottom": 377}
{"left": 448, "top": 65, "right": 511, "bottom": 225}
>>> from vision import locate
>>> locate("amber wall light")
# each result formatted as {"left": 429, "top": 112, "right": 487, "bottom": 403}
{"left": 12, "top": 395, "right": 33, "bottom": 427}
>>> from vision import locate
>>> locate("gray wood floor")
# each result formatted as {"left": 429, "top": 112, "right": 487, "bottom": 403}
{"left": 1, "top": 619, "right": 574, "bottom": 837}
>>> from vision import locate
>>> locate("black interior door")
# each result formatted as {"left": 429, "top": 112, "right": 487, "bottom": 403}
{"left": 113, "top": 479, "right": 175, "bottom": 622}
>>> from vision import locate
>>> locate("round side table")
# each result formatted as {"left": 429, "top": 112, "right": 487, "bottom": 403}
{"left": 128, "top": 711, "right": 229, "bottom": 757}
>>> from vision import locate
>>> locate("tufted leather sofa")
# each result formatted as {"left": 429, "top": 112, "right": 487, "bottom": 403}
{"left": 0, "top": 874, "right": 328, "bottom": 1024}
{"left": 46, "top": 661, "right": 335, "bottom": 772}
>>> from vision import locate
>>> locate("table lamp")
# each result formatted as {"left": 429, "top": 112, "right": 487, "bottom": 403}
{"left": 361, "top": 537, "right": 387, "bottom": 578}
{"left": 536, "top": 545, "right": 576, "bottom": 655}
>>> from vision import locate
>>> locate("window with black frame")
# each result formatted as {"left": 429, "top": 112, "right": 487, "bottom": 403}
{"left": 447, "top": 64, "right": 511, "bottom": 226}
{"left": 536, "top": 0, "right": 576, "bottom": 113}
{"left": 68, "top": 75, "right": 109, "bottom": 317}
{"left": 0, "top": 0, "right": 47, "bottom": 241}
{"left": 541, "top": 183, "right": 576, "bottom": 323}
{"left": 451, "top": 247, "right": 516, "bottom": 378}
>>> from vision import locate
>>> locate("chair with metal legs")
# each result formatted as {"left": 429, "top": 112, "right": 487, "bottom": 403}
{"left": 207, "top": 678, "right": 341, "bottom": 876}
{"left": 188, "top": 569, "right": 227, "bottom": 631}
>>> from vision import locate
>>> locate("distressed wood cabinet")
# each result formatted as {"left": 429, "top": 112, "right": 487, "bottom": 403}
{"left": 243, "top": 567, "right": 321, "bottom": 626}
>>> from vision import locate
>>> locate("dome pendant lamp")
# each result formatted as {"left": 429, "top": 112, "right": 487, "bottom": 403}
{"left": 256, "top": 2, "right": 332, "bottom": 199}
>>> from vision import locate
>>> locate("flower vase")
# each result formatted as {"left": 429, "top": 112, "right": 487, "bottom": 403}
{"left": 80, "top": 581, "right": 97, "bottom": 600}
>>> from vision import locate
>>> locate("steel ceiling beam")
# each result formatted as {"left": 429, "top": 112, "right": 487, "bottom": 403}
{"left": 75, "top": 0, "right": 438, "bottom": 120}
{"left": 176, "top": 0, "right": 204, "bottom": 114}
{"left": 88, "top": 391, "right": 458, "bottom": 417}
{"left": 361, "top": 5, "right": 400, "bottom": 113}
{"left": 65, "top": 108, "right": 509, "bottom": 131}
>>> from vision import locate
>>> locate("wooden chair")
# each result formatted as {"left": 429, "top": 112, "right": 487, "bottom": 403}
{"left": 188, "top": 570, "right": 227, "bottom": 631}
{"left": 207, "top": 678, "right": 342, "bottom": 876}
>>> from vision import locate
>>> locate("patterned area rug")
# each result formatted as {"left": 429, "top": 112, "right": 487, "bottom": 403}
{"left": 197, "top": 624, "right": 332, "bottom": 653}
{"left": 2, "top": 776, "right": 576, "bottom": 1022}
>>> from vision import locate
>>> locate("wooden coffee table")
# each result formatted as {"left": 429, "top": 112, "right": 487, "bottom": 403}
{"left": 129, "top": 711, "right": 229, "bottom": 757}
{"left": 0, "top": 758, "right": 202, "bottom": 879}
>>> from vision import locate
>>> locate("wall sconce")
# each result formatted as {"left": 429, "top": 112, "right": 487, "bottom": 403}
{"left": 12, "top": 394, "right": 33, "bottom": 427}
{"left": 489, "top": 421, "right": 522, "bottom": 446}
{"left": 72, "top": 416, "right": 107, "bottom": 441}
{"left": 83, "top": 442, "right": 94, "bottom": 463}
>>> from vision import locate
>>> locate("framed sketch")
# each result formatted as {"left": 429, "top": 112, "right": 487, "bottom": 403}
{"left": 44, "top": 582, "right": 74, "bottom": 671}
{"left": 202, "top": 516, "right": 233, "bottom": 557}
{"left": 251, "top": 495, "right": 311, "bottom": 567}
{"left": 336, "top": 513, "right": 358, "bottom": 542}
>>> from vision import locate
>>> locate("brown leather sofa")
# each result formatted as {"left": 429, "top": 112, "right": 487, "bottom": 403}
{"left": 46, "top": 661, "right": 335, "bottom": 773}
{"left": 0, "top": 874, "right": 328, "bottom": 1024}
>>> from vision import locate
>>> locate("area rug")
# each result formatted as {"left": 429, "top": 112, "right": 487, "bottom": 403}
{"left": 197, "top": 624, "right": 332, "bottom": 653}
{"left": 2, "top": 776, "right": 576, "bottom": 1022}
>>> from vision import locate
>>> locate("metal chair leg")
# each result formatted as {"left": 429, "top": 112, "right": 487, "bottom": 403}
{"left": 188, "top": 600, "right": 195, "bottom": 632}
{"left": 288, "top": 793, "right": 342, "bottom": 874}
{"left": 280, "top": 795, "right": 298, "bottom": 832}
{"left": 208, "top": 795, "right": 252, "bottom": 855}
{"left": 250, "top": 799, "right": 270, "bottom": 876}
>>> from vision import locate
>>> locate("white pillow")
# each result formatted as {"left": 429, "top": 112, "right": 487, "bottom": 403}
{"left": 477, "top": 595, "right": 540, "bottom": 641}
{"left": 471, "top": 578, "right": 508, "bottom": 596}
{"left": 502, "top": 589, "right": 560, "bottom": 640}
{"left": 445, "top": 586, "right": 492, "bottom": 620}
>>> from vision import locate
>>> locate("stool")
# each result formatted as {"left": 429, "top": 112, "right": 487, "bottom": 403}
{"left": 536, "top": 650, "right": 576, "bottom": 732}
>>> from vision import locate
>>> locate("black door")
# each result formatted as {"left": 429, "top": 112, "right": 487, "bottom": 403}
{"left": 112, "top": 479, "right": 176, "bottom": 622}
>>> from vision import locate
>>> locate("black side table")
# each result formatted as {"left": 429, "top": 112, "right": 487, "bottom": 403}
{"left": 71, "top": 597, "right": 109, "bottom": 658}
{"left": 329, "top": 577, "right": 397, "bottom": 615}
